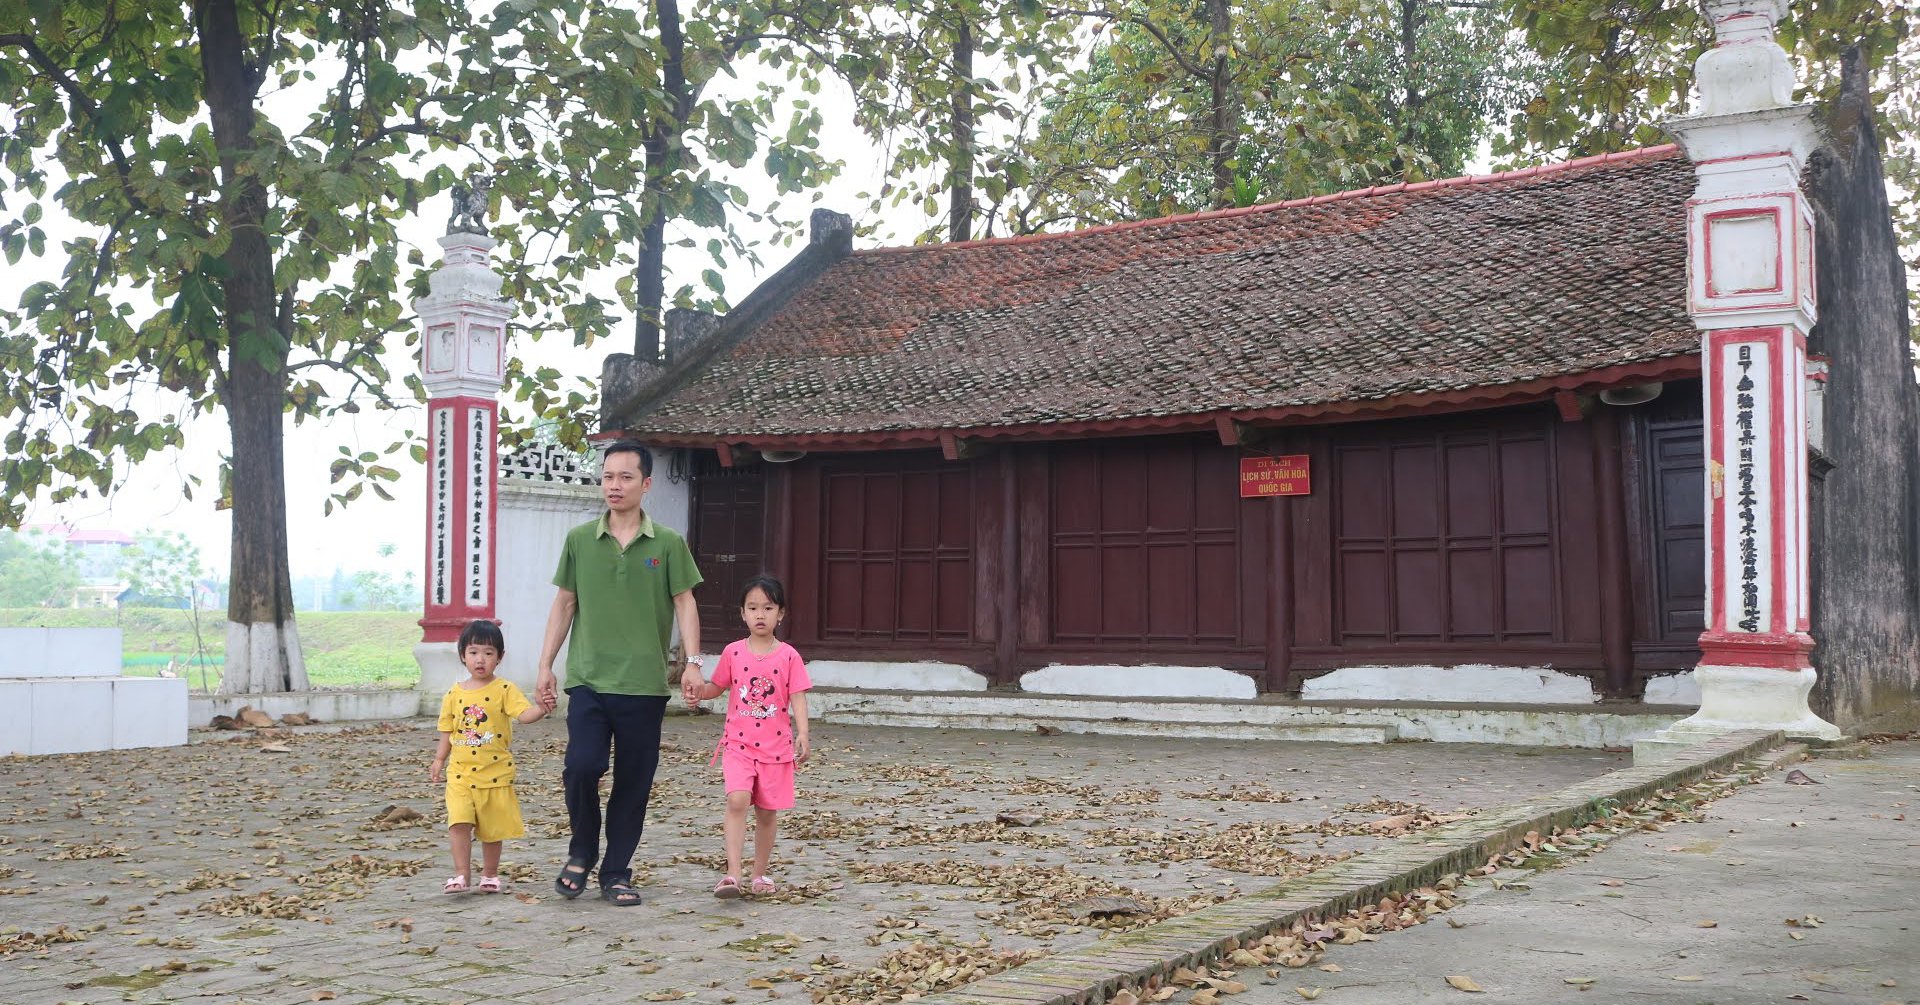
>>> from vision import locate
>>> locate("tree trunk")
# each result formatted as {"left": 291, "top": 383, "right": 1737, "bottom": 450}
{"left": 1805, "top": 47, "right": 1920, "bottom": 731}
{"left": 198, "top": 0, "right": 307, "bottom": 693}
{"left": 1206, "top": 0, "right": 1235, "bottom": 208}
{"left": 636, "top": 196, "right": 667, "bottom": 360}
{"left": 637, "top": 0, "right": 695, "bottom": 361}
{"left": 948, "top": 13, "right": 976, "bottom": 243}
{"left": 1397, "top": 0, "right": 1423, "bottom": 163}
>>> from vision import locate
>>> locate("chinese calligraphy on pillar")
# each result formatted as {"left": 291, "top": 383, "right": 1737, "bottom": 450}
{"left": 431, "top": 406, "right": 454, "bottom": 608}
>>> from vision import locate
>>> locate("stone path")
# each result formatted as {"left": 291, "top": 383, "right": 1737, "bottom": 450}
{"left": 0, "top": 716, "right": 1623, "bottom": 1004}
{"left": 1218, "top": 740, "right": 1920, "bottom": 1005}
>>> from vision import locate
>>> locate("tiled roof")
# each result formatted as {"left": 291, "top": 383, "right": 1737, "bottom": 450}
{"left": 624, "top": 146, "right": 1696, "bottom": 442}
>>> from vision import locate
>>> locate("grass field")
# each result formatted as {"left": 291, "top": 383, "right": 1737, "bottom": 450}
{"left": 0, "top": 608, "right": 422, "bottom": 690}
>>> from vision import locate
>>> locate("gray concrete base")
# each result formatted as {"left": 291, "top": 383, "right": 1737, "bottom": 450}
{"left": 807, "top": 689, "right": 1692, "bottom": 748}
{"left": 189, "top": 688, "right": 422, "bottom": 726}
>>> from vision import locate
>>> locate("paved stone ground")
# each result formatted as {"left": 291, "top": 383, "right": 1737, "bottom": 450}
{"left": 0, "top": 716, "right": 1623, "bottom": 1005}
{"left": 1219, "top": 740, "right": 1920, "bottom": 1005}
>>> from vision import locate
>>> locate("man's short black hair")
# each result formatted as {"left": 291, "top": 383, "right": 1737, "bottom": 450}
{"left": 458, "top": 619, "right": 506, "bottom": 655}
{"left": 603, "top": 439, "right": 653, "bottom": 478}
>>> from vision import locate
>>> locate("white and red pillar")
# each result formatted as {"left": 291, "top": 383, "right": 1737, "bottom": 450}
{"left": 412, "top": 228, "right": 512, "bottom": 698}
{"left": 1636, "top": 0, "right": 1841, "bottom": 761}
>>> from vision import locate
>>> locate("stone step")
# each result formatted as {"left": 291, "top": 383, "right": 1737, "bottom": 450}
{"left": 806, "top": 688, "right": 1689, "bottom": 748}
{"left": 816, "top": 708, "right": 1397, "bottom": 743}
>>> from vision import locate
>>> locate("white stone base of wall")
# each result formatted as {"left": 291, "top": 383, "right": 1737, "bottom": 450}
{"left": 0, "top": 676, "right": 188, "bottom": 755}
{"left": 1020, "top": 664, "right": 1257, "bottom": 700}
{"left": 1641, "top": 670, "right": 1702, "bottom": 706}
{"left": 1300, "top": 665, "right": 1602, "bottom": 704}
{"left": 804, "top": 660, "right": 988, "bottom": 692}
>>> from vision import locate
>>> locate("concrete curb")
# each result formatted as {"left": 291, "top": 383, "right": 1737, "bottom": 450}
{"left": 928, "top": 729, "right": 1786, "bottom": 1005}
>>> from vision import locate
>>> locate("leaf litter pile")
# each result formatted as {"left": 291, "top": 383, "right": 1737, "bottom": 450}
{"left": 0, "top": 714, "right": 1626, "bottom": 1003}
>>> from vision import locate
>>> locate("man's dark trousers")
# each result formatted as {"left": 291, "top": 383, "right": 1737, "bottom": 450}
{"left": 563, "top": 686, "right": 667, "bottom": 887}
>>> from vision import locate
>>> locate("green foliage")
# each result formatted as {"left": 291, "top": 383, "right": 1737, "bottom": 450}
{"left": 0, "top": 607, "right": 423, "bottom": 688}
{"left": 1502, "top": 0, "right": 1908, "bottom": 159}
{"left": 119, "top": 530, "right": 204, "bottom": 607}
{"left": 0, "top": 0, "right": 849, "bottom": 518}
{"left": 999, "top": 0, "right": 1538, "bottom": 228}
{"left": 769, "top": 0, "right": 1077, "bottom": 241}
{"left": 0, "top": 529, "right": 81, "bottom": 607}
{"left": 335, "top": 566, "right": 418, "bottom": 611}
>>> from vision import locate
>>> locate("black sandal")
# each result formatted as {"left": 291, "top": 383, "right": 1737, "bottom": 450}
{"left": 601, "top": 882, "right": 642, "bottom": 907}
{"left": 554, "top": 858, "right": 591, "bottom": 900}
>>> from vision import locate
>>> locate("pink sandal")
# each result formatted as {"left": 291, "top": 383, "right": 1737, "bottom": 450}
{"left": 750, "top": 876, "right": 777, "bottom": 896}
{"left": 443, "top": 875, "right": 469, "bottom": 894}
{"left": 713, "top": 875, "right": 742, "bottom": 899}
{"left": 476, "top": 875, "right": 502, "bottom": 893}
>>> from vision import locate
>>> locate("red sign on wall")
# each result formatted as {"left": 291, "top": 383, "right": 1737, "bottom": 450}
{"left": 1239, "top": 454, "right": 1311, "bottom": 498}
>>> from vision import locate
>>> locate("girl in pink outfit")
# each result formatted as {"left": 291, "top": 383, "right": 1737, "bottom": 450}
{"left": 686, "top": 575, "right": 811, "bottom": 897}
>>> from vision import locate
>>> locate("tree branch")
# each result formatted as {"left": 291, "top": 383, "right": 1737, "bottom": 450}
{"left": 1046, "top": 7, "right": 1210, "bottom": 79}
{"left": 0, "top": 32, "right": 154, "bottom": 217}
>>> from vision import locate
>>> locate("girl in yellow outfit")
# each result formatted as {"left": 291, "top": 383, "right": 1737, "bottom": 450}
{"left": 430, "top": 620, "right": 553, "bottom": 893}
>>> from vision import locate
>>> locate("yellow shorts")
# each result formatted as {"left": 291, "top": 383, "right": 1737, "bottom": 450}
{"left": 445, "top": 784, "right": 525, "bottom": 843}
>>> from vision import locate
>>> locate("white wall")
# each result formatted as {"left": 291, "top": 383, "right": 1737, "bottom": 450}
{"left": 644, "top": 448, "right": 692, "bottom": 535}
{"left": 495, "top": 480, "right": 603, "bottom": 691}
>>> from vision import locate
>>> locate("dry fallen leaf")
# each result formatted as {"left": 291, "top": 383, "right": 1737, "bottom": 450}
{"left": 1295, "top": 988, "right": 1322, "bottom": 1001}
{"left": 1673, "top": 975, "right": 1703, "bottom": 982}
{"left": 1599, "top": 879, "right": 1624, "bottom": 887}
{"left": 1108, "top": 991, "right": 1139, "bottom": 1005}
{"left": 1696, "top": 920, "right": 1718, "bottom": 929}
{"left": 310, "top": 993, "right": 336, "bottom": 1002}
{"left": 1445, "top": 975, "right": 1483, "bottom": 993}
{"left": 1784, "top": 769, "right": 1821, "bottom": 785}
{"left": 1564, "top": 978, "right": 1595, "bottom": 986}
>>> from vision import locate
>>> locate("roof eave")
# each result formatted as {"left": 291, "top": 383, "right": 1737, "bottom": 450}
{"left": 620, "top": 353, "right": 1703, "bottom": 456}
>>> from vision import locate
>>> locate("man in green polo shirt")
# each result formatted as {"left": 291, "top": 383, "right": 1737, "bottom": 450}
{"left": 535, "top": 440, "right": 704, "bottom": 907}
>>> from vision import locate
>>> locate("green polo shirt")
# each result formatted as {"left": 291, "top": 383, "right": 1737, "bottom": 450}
{"left": 553, "top": 512, "right": 703, "bottom": 696}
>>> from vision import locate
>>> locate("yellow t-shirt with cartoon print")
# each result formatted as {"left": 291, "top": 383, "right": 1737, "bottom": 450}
{"left": 436, "top": 680, "right": 532, "bottom": 789}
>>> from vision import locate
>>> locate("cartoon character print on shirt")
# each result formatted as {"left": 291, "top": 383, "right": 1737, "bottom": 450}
{"left": 742, "top": 674, "right": 778, "bottom": 719}
{"left": 457, "top": 702, "right": 496, "bottom": 747}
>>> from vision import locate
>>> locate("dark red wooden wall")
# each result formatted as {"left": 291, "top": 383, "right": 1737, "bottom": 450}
{"left": 687, "top": 396, "right": 1706, "bottom": 696}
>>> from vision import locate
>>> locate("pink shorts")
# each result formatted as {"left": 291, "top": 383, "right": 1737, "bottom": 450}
{"left": 720, "top": 748, "right": 796, "bottom": 810}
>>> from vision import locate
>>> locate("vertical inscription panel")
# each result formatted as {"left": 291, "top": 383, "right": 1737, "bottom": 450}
{"left": 430, "top": 406, "right": 454, "bottom": 608}
{"left": 466, "top": 406, "right": 492, "bottom": 608}
{"left": 1718, "top": 339, "right": 1773, "bottom": 634}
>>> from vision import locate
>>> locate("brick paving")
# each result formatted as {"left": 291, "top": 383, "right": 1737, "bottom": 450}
{"left": 0, "top": 716, "right": 1626, "bottom": 1005}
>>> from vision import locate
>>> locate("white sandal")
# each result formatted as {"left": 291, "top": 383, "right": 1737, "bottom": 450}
{"left": 444, "top": 875, "right": 469, "bottom": 893}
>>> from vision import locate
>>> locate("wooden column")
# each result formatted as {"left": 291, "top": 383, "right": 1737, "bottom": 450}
{"left": 766, "top": 463, "right": 794, "bottom": 588}
{"left": 995, "top": 451, "right": 1020, "bottom": 687}
{"left": 1590, "top": 406, "right": 1636, "bottom": 695}
{"left": 1265, "top": 491, "right": 1295, "bottom": 693}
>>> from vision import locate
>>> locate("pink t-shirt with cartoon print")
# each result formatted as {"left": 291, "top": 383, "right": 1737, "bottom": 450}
{"left": 711, "top": 639, "right": 812, "bottom": 763}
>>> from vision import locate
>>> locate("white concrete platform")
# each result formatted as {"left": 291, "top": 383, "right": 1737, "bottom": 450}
{"left": 805, "top": 689, "right": 1692, "bottom": 748}
{"left": 0, "top": 627, "right": 123, "bottom": 677}
{"left": 0, "top": 676, "right": 189, "bottom": 756}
